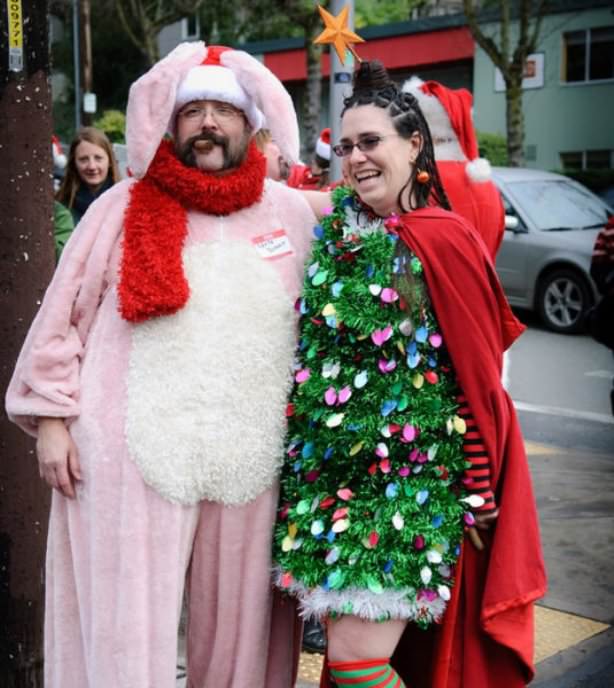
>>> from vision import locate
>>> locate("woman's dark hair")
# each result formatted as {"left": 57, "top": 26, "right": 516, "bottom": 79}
{"left": 342, "top": 60, "right": 450, "bottom": 213}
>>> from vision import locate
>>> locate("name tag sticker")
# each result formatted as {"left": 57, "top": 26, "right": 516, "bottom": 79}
{"left": 251, "top": 229, "right": 294, "bottom": 260}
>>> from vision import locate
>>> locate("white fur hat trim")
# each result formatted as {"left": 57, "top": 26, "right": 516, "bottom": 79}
{"left": 466, "top": 157, "right": 492, "bottom": 182}
{"left": 175, "top": 64, "right": 265, "bottom": 132}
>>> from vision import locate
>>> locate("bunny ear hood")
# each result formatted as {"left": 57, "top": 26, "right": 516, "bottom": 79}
{"left": 126, "top": 42, "right": 300, "bottom": 179}
{"left": 126, "top": 42, "right": 207, "bottom": 179}
{"left": 220, "top": 49, "right": 300, "bottom": 164}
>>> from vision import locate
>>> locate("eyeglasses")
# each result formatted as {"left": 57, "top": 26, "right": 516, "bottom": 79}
{"left": 177, "top": 102, "right": 243, "bottom": 122}
{"left": 332, "top": 134, "right": 397, "bottom": 158}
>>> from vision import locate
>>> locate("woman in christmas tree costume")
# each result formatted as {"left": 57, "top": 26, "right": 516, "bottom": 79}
{"left": 274, "top": 61, "right": 546, "bottom": 688}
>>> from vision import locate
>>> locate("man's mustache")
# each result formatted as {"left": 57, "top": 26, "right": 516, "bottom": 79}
{"left": 188, "top": 131, "right": 228, "bottom": 150}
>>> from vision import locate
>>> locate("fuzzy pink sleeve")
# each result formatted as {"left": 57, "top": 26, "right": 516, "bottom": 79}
{"left": 5, "top": 181, "right": 132, "bottom": 436}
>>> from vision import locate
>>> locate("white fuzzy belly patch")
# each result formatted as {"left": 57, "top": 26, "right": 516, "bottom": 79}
{"left": 125, "top": 240, "right": 297, "bottom": 506}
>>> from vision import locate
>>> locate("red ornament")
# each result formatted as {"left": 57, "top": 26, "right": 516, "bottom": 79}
{"left": 424, "top": 371, "right": 439, "bottom": 384}
{"left": 320, "top": 496, "right": 335, "bottom": 509}
{"left": 285, "top": 403, "right": 295, "bottom": 417}
{"left": 413, "top": 534, "right": 425, "bottom": 550}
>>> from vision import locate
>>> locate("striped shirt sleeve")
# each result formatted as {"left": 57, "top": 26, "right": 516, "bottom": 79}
{"left": 457, "top": 392, "right": 497, "bottom": 513}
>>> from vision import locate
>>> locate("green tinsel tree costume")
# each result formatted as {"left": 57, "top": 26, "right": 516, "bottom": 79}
{"left": 274, "top": 187, "right": 477, "bottom": 628}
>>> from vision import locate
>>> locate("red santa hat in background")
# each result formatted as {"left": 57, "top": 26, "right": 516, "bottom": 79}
{"left": 126, "top": 42, "right": 299, "bottom": 179}
{"left": 402, "top": 76, "right": 492, "bottom": 182}
{"left": 52, "top": 134, "right": 67, "bottom": 170}
{"left": 315, "top": 127, "right": 331, "bottom": 163}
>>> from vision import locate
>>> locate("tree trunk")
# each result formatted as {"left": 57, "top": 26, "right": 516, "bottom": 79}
{"left": 302, "top": 27, "right": 323, "bottom": 161}
{"left": 0, "top": 1, "right": 54, "bottom": 685}
{"left": 505, "top": 72, "right": 524, "bottom": 167}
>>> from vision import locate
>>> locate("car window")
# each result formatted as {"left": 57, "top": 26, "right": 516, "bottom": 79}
{"left": 505, "top": 179, "right": 610, "bottom": 231}
{"left": 499, "top": 192, "right": 527, "bottom": 230}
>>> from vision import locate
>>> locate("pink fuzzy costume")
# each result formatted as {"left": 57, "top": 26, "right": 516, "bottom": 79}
{"left": 6, "top": 42, "right": 315, "bottom": 688}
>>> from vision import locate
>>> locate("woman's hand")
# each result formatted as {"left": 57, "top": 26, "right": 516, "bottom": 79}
{"left": 36, "top": 418, "right": 81, "bottom": 498}
{"left": 467, "top": 508, "right": 500, "bottom": 551}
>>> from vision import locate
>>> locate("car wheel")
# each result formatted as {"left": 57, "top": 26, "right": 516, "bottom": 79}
{"left": 536, "top": 268, "right": 592, "bottom": 334}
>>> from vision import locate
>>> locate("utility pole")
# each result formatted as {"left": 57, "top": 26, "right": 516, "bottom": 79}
{"left": 0, "top": 1, "right": 54, "bottom": 685}
{"left": 79, "top": 0, "right": 94, "bottom": 125}
{"left": 328, "top": 0, "right": 355, "bottom": 182}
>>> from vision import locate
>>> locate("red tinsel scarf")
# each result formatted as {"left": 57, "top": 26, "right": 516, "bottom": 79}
{"left": 119, "top": 139, "right": 266, "bottom": 323}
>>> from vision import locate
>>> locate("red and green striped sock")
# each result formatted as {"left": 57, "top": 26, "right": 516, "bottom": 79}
{"left": 329, "top": 657, "right": 406, "bottom": 688}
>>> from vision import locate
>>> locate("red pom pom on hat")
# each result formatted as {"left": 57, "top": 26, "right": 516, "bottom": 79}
{"left": 315, "top": 127, "right": 331, "bottom": 161}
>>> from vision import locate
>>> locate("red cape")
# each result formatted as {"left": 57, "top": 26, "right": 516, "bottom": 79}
{"left": 320, "top": 208, "right": 546, "bottom": 688}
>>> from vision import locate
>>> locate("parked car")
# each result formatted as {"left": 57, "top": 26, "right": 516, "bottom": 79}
{"left": 491, "top": 167, "right": 612, "bottom": 334}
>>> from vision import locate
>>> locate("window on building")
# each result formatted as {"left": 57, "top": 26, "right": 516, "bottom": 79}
{"left": 560, "top": 152, "right": 583, "bottom": 169}
{"left": 560, "top": 150, "right": 613, "bottom": 170}
{"left": 562, "top": 27, "right": 614, "bottom": 82}
{"left": 183, "top": 14, "right": 200, "bottom": 39}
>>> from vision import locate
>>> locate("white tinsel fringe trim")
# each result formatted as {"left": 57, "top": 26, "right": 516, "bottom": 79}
{"left": 465, "top": 157, "right": 492, "bottom": 182}
{"left": 274, "top": 570, "right": 447, "bottom": 624}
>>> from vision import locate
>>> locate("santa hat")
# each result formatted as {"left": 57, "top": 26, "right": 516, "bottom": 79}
{"left": 174, "top": 46, "right": 264, "bottom": 131}
{"left": 402, "top": 76, "right": 491, "bottom": 182}
{"left": 52, "top": 134, "right": 66, "bottom": 169}
{"left": 126, "top": 42, "right": 299, "bottom": 178}
{"left": 315, "top": 127, "right": 331, "bottom": 161}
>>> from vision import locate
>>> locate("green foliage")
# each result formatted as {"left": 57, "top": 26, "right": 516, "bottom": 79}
{"left": 355, "top": 0, "right": 415, "bottom": 26}
{"left": 477, "top": 130, "right": 508, "bottom": 166}
{"left": 94, "top": 110, "right": 126, "bottom": 144}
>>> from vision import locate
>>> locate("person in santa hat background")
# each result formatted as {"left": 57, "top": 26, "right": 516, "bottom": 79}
{"left": 402, "top": 77, "right": 505, "bottom": 261}
{"left": 6, "top": 41, "right": 318, "bottom": 688}
{"left": 288, "top": 126, "right": 333, "bottom": 191}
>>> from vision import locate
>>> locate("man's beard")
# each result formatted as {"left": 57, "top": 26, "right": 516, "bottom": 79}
{"left": 176, "top": 130, "right": 250, "bottom": 171}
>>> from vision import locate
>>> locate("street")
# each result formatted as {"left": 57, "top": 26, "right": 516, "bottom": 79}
{"left": 509, "top": 313, "right": 614, "bottom": 687}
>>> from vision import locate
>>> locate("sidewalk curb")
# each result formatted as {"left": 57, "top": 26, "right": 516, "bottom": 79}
{"left": 533, "top": 625, "right": 614, "bottom": 687}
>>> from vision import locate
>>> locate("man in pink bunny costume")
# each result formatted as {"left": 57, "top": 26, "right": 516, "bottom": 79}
{"left": 6, "top": 42, "right": 316, "bottom": 687}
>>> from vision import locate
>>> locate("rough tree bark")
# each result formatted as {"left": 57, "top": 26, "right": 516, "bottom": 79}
{"left": 463, "top": 0, "right": 548, "bottom": 167}
{"left": 0, "top": 1, "right": 54, "bottom": 685}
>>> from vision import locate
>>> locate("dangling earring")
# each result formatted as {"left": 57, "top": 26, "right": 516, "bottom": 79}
{"left": 416, "top": 169, "right": 430, "bottom": 184}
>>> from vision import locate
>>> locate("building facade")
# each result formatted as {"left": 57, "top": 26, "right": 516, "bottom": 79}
{"left": 473, "top": 1, "right": 614, "bottom": 171}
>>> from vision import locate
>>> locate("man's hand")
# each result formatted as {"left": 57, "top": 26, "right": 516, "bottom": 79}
{"left": 36, "top": 418, "right": 81, "bottom": 499}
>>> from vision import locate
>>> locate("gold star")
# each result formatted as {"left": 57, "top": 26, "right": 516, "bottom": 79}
{"left": 313, "top": 4, "right": 364, "bottom": 65}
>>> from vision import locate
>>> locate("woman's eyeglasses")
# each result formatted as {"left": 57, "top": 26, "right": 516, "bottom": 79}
{"left": 332, "top": 134, "right": 395, "bottom": 158}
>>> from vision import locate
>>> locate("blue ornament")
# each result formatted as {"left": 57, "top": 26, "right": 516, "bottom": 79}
{"left": 416, "top": 490, "right": 429, "bottom": 505}
{"left": 385, "top": 483, "right": 399, "bottom": 499}
{"left": 431, "top": 514, "right": 444, "bottom": 528}
{"left": 325, "top": 316, "right": 337, "bottom": 329}
{"left": 380, "top": 399, "right": 398, "bottom": 417}
{"left": 314, "top": 225, "right": 325, "bottom": 239}
{"left": 324, "top": 447, "right": 334, "bottom": 461}
{"left": 299, "top": 299, "right": 309, "bottom": 315}
{"left": 293, "top": 460, "right": 302, "bottom": 473}
{"left": 365, "top": 265, "right": 375, "bottom": 278}
{"left": 383, "top": 560, "right": 394, "bottom": 573}
{"left": 331, "top": 281, "right": 344, "bottom": 297}
{"left": 327, "top": 530, "right": 336, "bottom": 543}
{"left": 302, "top": 441, "right": 314, "bottom": 459}
{"left": 415, "top": 326, "right": 428, "bottom": 343}
{"left": 428, "top": 356, "right": 437, "bottom": 367}
{"left": 407, "top": 340, "right": 417, "bottom": 355}
{"left": 406, "top": 352, "right": 421, "bottom": 369}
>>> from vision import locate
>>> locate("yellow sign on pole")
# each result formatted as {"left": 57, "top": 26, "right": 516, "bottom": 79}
{"left": 7, "top": 0, "right": 24, "bottom": 72}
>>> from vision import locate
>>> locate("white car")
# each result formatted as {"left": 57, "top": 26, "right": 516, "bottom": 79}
{"left": 492, "top": 167, "right": 612, "bottom": 334}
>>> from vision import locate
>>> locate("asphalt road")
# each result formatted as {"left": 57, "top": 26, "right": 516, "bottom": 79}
{"left": 510, "top": 312, "right": 614, "bottom": 688}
